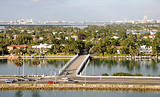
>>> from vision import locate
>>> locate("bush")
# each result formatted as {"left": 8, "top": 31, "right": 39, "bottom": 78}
{"left": 90, "top": 75, "right": 99, "bottom": 76}
{"left": 102, "top": 73, "right": 109, "bottom": 76}
{"left": 112, "top": 72, "right": 143, "bottom": 76}
{"left": 134, "top": 73, "right": 143, "bottom": 76}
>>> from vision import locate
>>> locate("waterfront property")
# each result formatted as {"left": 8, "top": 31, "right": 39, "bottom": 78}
{"left": 139, "top": 45, "right": 152, "bottom": 55}
{"left": 7, "top": 45, "right": 28, "bottom": 52}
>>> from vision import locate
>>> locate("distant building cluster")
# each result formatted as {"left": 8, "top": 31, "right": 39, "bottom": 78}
{"left": 110, "top": 16, "right": 160, "bottom": 24}
{"left": 0, "top": 16, "right": 160, "bottom": 25}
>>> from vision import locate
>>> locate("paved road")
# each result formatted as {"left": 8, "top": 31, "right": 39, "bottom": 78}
{"left": 1, "top": 55, "right": 160, "bottom": 85}
{"left": 1, "top": 76, "right": 160, "bottom": 85}
{"left": 61, "top": 55, "right": 88, "bottom": 77}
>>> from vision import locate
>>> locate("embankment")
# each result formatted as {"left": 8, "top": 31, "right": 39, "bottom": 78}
{"left": 1, "top": 84, "right": 160, "bottom": 91}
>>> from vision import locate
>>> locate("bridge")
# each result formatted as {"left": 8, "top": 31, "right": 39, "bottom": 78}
{"left": 59, "top": 54, "right": 90, "bottom": 77}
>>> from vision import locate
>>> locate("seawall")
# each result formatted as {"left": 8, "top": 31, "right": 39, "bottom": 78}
{"left": 1, "top": 84, "right": 160, "bottom": 91}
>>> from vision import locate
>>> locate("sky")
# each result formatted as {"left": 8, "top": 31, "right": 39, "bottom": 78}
{"left": 0, "top": 0, "right": 160, "bottom": 22}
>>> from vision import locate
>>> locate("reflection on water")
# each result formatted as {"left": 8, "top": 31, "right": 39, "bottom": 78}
{"left": 0, "top": 90, "right": 160, "bottom": 97}
{"left": 85, "top": 58, "right": 160, "bottom": 76}
{"left": 0, "top": 59, "right": 69, "bottom": 75}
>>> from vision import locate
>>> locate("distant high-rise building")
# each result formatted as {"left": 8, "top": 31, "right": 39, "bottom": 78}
{"left": 144, "top": 16, "right": 148, "bottom": 21}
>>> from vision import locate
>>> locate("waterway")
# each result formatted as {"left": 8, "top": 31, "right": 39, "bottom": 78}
{"left": 0, "top": 59, "right": 69, "bottom": 76}
{"left": 0, "top": 90, "right": 160, "bottom": 97}
{"left": 85, "top": 58, "right": 160, "bottom": 76}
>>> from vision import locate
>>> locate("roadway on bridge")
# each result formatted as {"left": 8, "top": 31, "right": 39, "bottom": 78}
{"left": 60, "top": 55, "right": 88, "bottom": 77}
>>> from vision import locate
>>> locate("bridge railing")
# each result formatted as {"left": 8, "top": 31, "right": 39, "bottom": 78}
{"left": 59, "top": 54, "right": 79, "bottom": 75}
{"left": 76, "top": 54, "right": 90, "bottom": 76}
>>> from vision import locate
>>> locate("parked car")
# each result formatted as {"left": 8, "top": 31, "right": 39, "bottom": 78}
{"left": 5, "top": 79, "right": 16, "bottom": 83}
{"left": 48, "top": 81, "right": 55, "bottom": 84}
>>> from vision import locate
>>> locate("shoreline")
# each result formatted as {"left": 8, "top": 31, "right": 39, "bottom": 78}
{"left": 91, "top": 55, "right": 160, "bottom": 59}
{"left": 0, "top": 56, "right": 74, "bottom": 59}
{"left": 0, "top": 55, "right": 160, "bottom": 60}
{"left": 1, "top": 84, "right": 160, "bottom": 91}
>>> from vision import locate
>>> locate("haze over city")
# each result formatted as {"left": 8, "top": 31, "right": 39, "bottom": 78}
{"left": 0, "top": 0, "right": 160, "bottom": 21}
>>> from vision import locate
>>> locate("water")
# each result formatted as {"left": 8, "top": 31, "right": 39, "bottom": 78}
{"left": 0, "top": 59, "right": 69, "bottom": 75}
{"left": 0, "top": 90, "right": 160, "bottom": 97}
{"left": 85, "top": 58, "right": 160, "bottom": 76}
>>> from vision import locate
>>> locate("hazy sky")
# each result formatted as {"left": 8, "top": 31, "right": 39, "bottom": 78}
{"left": 0, "top": 0, "right": 160, "bottom": 21}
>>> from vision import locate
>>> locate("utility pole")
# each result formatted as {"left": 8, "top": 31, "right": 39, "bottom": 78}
{"left": 23, "top": 53, "right": 25, "bottom": 77}
{"left": 54, "top": 72, "right": 57, "bottom": 83}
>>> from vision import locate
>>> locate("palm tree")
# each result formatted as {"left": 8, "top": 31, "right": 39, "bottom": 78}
{"left": 14, "top": 57, "right": 23, "bottom": 75}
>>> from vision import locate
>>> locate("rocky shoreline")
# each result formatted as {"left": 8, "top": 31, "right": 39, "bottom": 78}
{"left": 1, "top": 84, "right": 160, "bottom": 91}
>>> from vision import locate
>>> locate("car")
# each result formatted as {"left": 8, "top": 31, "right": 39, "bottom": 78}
{"left": 67, "top": 79, "right": 78, "bottom": 83}
{"left": 26, "top": 78, "right": 36, "bottom": 81}
{"left": 48, "top": 81, "right": 55, "bottom": 84}
{"left": 61, "top": 77, "right": 68, "bottom": 80}
{"left": 61, "top": 77, "right": 69, "bottom": 82}
{"left": 5, "top": 79, "right": 16, "bottom": 83}
{"left": 16, "top": 78, "right": 25, "bottom": 81}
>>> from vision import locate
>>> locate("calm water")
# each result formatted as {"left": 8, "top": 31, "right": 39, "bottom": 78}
{"left": 0, "top": 59, "right": 69, "bottom": 75}
{"left": 84, "top": 58, "right": 160, "bottom": 76}
{"left": 0, "top": 90, "right": 160, "bottom": 97}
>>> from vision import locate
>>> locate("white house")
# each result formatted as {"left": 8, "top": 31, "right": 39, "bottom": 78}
{"left": 71, "top": 35, "right": 78, "bottom": 40}
{"left": 112, "top": 36, "right": 119, "bottom": 39}
{"left": 139, "top": 45, "right": 152, "bottom": 54}
{"left": 32, "top": 43, "right": 52, "bottom": 49}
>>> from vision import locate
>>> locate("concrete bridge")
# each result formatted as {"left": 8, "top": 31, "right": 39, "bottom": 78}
{"left": 59, "top": 54, "right": 90, "bottom": 77}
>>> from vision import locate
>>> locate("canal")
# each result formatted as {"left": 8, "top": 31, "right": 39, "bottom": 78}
{"left": 0, "top": 59, "right": 69, "bottom": 76}
{"left": 0, "top": 90, "right": 160, "bottom": 97}
{"left": 84, "top": 58, "right": 160, "bottom": 76}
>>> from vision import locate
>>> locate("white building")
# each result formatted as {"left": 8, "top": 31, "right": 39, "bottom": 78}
{"left": 139, "top": 45, "right": 152, "bottom": 54}
{"left": 71, "top": 35, "right": 78, "bottom": 40}
{"left": 32, "top": 43, "right": 52, "bottom": 49}
{"left": 112, "top": 36, "right": 119, "bottom": 39}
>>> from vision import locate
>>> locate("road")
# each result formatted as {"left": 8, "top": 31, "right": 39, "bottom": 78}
{"left": 60, "top": 55, "right": 88, "bottom": 77}
{"left": 1, "top": 76, "right": 160, "bottom": 85}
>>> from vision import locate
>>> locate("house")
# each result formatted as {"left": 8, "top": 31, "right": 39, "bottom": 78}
{"left": 115, "top": 46, "right": 123, "bottom": 54}
{"left": 139, "top": 45, "right": 152, "bottom": 54}
{"left": 65, "top": 35, "right": 78, "bottom": 40}
{"left": 143, "top": 36, "right": 148, "bottom": 39}
{"left": 39, "top": 37, "right": 44, "bottom": 40}
{"left": 13, "top": 35, "right": 17, "bottom": 40}
{"left": 32, "top": 43, "right": 52, "bottom": 49}
{"left": 71, "top": 35, "right": 78, "bottom": 40}
{"left": 149, "top": 34, "right": 155, "bottom": 39}
{"left": 7, "top": 45, "right": 28, "bottom": 52}
{"left": 112, "top": 36, "right": 119, "bottom": 39}
{"left": 32, "top": 43, "right": 52, "bottom": 54}
{"left": 52, "top": 32, "right": 57, "bottom": 35}
{"left": 112, "top": 46, "right": 123, "bottom": 54}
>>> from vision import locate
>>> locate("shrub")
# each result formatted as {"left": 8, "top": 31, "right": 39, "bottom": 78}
{"left": 112, "top": 72, "right": 143, "bottom": 76}
{"left": 90, "top": 75, "right": 99, "bottom": 76}
{"left": 102, "top": 73, "right": 109, "bottom": 76}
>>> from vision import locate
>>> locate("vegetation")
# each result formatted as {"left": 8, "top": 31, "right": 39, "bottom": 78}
{"left": 102, "top": 73, "right": 109, "bottom": 76}
{"left": 112, "top": 72, "right": 143, "bottom": 76}
{"left": 0, "top": 24, "right": 160, "bottom": 56}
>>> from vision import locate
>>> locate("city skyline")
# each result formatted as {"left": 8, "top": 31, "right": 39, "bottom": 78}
{"left": 0, "top": 0, "right": 160, "bottom": 21}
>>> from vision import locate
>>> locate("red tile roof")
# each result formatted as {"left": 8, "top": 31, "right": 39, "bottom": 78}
{"left": 7, "top": 45, "right": 28, "bottom": 48}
